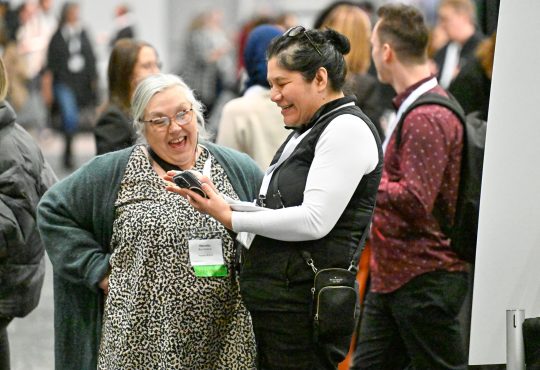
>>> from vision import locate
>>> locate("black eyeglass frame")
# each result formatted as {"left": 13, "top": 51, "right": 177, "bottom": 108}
{"left": 285, "top": 25, "right": 323, "bottom": 57}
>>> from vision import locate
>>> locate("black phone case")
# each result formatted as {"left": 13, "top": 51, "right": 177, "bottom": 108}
{"left": 172, "top": 171, "right": 207, "bottom": 198}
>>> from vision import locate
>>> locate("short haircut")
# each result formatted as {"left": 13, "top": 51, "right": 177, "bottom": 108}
{"left": 0, "top": 57, "right": 7, "bottom": 100}
{"left": 108, "top": 39, "right": 156, "bottom": 113}
{"left": 439, "top": 0, "right": 476, "bottom": 22}
{"left": 320, "top": 4, "right": 372, "bottom": 75}
{"left": 376, "top": 3, "right": 429, "bottom": 64}
{"left": 131, "top": 73, "right": 207, "bottom": 139}
{"left": 267, "top": 27, "right": 350, "bottom": 92}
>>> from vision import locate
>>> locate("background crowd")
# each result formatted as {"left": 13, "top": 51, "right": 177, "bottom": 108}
{"left": 0, "top": 0, "right": 501, "bottom": 369}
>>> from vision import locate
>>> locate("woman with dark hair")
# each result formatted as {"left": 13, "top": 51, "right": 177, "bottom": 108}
{"left": 94, "top": 38, "right": 160, "bottom": 154}
{"left": 42, "top": 2, "right": 97, "bottom": 168}
{"left": 167, "top": 26, "right": 383, "bottom": 369}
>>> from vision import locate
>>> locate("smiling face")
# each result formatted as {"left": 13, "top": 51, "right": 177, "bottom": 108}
{"left": 267, "top": 57, "right": 323, "bottom": 126}
{"left": 143, "top": 86, "right": 198, "bottom": 169}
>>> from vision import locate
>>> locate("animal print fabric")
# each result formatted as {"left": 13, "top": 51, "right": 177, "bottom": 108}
{"left": 98, "top": 145, "right": 256, "bottom": 369}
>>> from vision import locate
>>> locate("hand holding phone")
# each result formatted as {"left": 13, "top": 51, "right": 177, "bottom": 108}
{"left": 172, "top": 171, "right": 208, "bottom": 198}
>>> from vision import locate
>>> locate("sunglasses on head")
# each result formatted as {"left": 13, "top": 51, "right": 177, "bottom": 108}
{"left": 285, "top": 26, "right": 323, "bottom": 56}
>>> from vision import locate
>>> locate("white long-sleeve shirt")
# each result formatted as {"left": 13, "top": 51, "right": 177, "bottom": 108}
{"left": 232, "top": 114, "right": 379, "bottom": 241}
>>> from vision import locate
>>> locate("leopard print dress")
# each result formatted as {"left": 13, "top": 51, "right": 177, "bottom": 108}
{"left": 98, "top": 145, "right": 256, "bottom": 369}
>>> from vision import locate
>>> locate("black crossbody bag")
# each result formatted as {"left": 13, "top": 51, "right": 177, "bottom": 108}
{"left": 302, "top": 214, "right": 372, "bottom": 342}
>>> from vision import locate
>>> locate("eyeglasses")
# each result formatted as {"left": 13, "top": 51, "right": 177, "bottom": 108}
{"left": 140, "top": 107, "right": 194, "bottom": 130}
{"left": 285, "top": 25, "right": 323, "bottom": 57}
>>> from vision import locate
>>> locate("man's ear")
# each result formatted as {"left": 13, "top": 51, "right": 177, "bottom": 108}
{"left": 314, "top": 67, "right": 329, "bottom": 91}
{"left": 382, "top": 43, "right": 393, "bottom": 63}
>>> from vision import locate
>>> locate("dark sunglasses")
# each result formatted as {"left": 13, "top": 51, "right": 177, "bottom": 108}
{"left": 285, "top": 25, "right": 323, "bottom": 56}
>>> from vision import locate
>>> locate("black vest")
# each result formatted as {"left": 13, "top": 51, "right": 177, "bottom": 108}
{"left": 239, "top": 96, "right": 383, "bottom": 312}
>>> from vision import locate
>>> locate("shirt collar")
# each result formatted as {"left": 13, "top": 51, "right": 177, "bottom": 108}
{"left": 392, "top": 75, "right": 436, "bottom": 109}
{"left": 286, "top": 95, "right": 357, "bottom": 133}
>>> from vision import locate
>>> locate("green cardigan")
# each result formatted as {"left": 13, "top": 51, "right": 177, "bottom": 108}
{"left": 37, "top": 142, "right": 263, "bottom": 370}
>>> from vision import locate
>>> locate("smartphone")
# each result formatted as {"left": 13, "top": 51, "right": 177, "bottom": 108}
{"left": 172, "top": 171, "right": 207, "bottom": 198}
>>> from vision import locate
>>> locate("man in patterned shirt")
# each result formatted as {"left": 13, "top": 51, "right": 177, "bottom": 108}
{"left": 353, "top": 3, "right": 469, "bottom": 370}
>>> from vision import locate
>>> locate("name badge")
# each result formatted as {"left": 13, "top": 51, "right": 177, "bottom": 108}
{"left": 188, "top": 238, "right": 228, "bottom": 277}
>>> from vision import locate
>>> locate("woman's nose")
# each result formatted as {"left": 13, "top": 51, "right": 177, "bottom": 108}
{"left": 270, "top": 89, "right": 281, "bottom": 103}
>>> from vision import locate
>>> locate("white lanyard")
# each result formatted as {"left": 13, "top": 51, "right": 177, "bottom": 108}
{"left": 382, "top": 77, "right": 438, "bottom": 152}
{"left": 258, "top": 101, "right": 355, "bottom": 199}
{"left": 200, "top": 146, "right": 212, "bottom": 178}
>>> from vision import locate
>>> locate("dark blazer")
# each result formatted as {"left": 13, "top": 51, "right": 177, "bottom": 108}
{"left": 448, "top": 57, "right": 491, "bottom": 120}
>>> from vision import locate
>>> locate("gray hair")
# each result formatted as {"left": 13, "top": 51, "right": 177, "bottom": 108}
{"left": 131, "top": 73, "right": 207, "bottom": 140}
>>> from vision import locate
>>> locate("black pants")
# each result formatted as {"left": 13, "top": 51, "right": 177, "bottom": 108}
{"left": 0, "top": 316, "right": 12, "bottom": 370}
{"left": 351, "top": 270, "right": 468, "bottom": 370}
{"left": 250, "top": 311, "right": 352, "bottom": 369}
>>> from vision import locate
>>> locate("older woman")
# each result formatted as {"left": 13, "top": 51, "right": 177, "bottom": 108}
{"left": 94, "top": 38, "right": 161, "bottom": 155}
{"left": 37, "top": 74, "right": 261, "bottom": 370}
{"left": 167, "top": 27, "right": 383, "bottom": 369}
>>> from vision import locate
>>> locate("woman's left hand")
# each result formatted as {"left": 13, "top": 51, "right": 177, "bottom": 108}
{"left": 164, "top": 172, "right": 233, "bottom": 229}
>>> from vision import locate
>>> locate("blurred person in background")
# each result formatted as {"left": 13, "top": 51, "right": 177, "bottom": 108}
{"left": 42, "top": 2, "right": 97, "bottom": 168}
{"left": 434, "top": 0, "right": 484, "bottom": 89}
{"left": 235, "top": 14, "right": 275, "bottom": 82}
{"left": 15, "top": 0, "right": 56, "bottom": 131}
{"left": 449, "top": 30, "right": 496, "bottom": 120}
{"left": 38, "top": 73, "right": 261, "bottom": 369}
{"left": 2, "top": 8, "right": 29, "bottom": 117}
{"left": 216, "top": 24, "right": 288, "bottom": 170}
{"left": 0, "top": 55, "right": 56, "bottom": 370}
{"left": 108, "top": 3, "right": 135, "bottom": 48}
{"left": 318, "top": 3, "right": 385, "bottom": 140}
{"left": 36, "top": 0, "right": 56, "bottom": 36}
{"left": 180, "top": 10, "right": 234, "bottom": 122}
{"left": 94, "top": 38, "right": 160, "bottom": 154}
{"left": 427, "top": 23, "right": 449, "bottom": 73}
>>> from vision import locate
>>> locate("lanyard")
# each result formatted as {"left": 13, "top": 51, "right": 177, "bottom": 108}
{"left": 258, "top": 101, "right": 355, "bottom": 201}
{"left": 382, "top": 77, "right": 438, "bottom": 152}
{"left": 149, "top": 144, "right": 212, "bottom": 177}
{"left": 200, "top": 146, "right": 212, "bottom": 178}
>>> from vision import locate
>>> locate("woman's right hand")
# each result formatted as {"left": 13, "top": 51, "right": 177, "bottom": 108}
{"left": 165, "top": 173, "right": 233, "bottom": 230}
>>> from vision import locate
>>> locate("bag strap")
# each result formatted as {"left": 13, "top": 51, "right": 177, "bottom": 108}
{"left": 394, "top": 92, "right": 466, "bottom": 235}
{"left": 395, "top": 92, "right": 466, "bottom": 148}
{"left": 301, "top": 209, "right": 374, "bottom": 274}
{"left": 348, "top": 210, "right": 374, "bottom": 273}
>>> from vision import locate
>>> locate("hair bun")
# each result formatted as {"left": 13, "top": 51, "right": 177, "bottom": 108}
{"left": 323, "top": 28, "right": 351, "bottom": 55}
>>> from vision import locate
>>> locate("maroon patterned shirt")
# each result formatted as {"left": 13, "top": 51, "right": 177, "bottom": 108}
{"left": 370, "top": 77, "right": 469, "bottom": 293}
